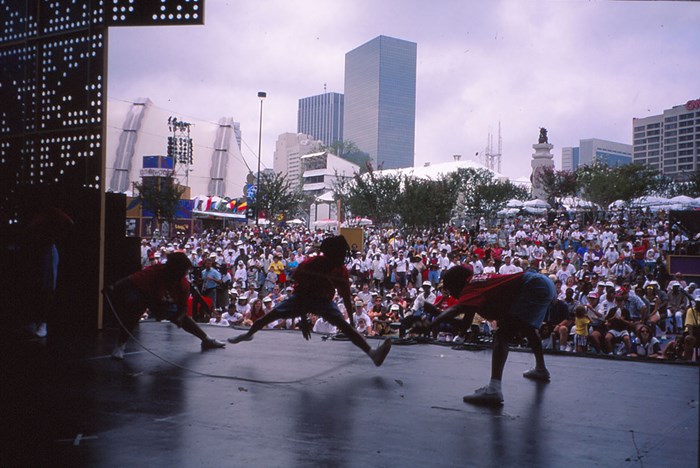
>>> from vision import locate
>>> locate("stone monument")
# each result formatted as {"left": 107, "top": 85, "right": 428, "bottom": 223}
{"left": 530, "top": 127, "right": 554, "bottom": 201}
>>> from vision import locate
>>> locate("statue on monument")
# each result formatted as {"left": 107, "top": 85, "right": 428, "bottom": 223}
{"left": 538, "top": 127, "right": 548, "bottom": 144}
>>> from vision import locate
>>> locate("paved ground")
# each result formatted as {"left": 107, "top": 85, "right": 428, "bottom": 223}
{"left": 3, "top": 323, "right": 698, "bottom": 467}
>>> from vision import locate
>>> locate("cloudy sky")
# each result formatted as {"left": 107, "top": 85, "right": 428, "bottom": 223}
{"left": 107, "top": 0, "right": 700, "bottom": 179}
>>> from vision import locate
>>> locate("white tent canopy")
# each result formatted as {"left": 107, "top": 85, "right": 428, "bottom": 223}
{"left": 523, "top": 199, "right": 551, "bottom": 209}
{"left": 505, "top": 199, "right": 524, "bottom": 208}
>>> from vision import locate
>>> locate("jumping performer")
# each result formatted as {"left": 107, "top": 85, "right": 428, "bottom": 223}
{"left": 106, "top": 251, "right": 226, "bottom": 360}
{"left": 418, "top": 266, "right": 556, "bottom": 405}
{"left": 227, "top": 235, "right": 392, "bottom": 367}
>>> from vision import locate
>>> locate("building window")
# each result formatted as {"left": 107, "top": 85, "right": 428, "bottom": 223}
{"left": 679, "top": 150, "right": 694, "bottom": 156}
{"left": 679, "top": 135, "right": 694, "bottom": 142}
{"left": 665, "top": 123, "right": 677, "bottom": 130}
{"left": 634, "top": 126, "right": 645, "bottom": 132}
{"left": 664, "top": 152, "right": 676, "bottom": 158}
{"left": 679, "top": 142, "right": 695, "bottom": 149}
{"left": 679, "top": 128, "right": 693, "bottom": 135}
{"left": 664, "top": 144, "right": 677, "bottom": 151}
{"left": 647, "top": 130, "right": 660, "bottom": 136}
{"left": 679, "top": 120, "right": 694, "bottom": 127}
{"left": 679, "top": 113, "right": 694, "bottom": 120}
{"left": 665, "top": 130, "right": 677, "bottom": 137}
{"left": 648, "top": 150, "right": 660, "bottom": 156}
{"left": 664, "top": 116, "right": 678, "bottom": 122}
{"left": 648, "top": 157, "right": 659, "bottom": 163}
{"left": 648, "top": 123, "right": 661, "bottom": 129}
{"left": 648, "top": 144, "right": 660, "bottom": 150}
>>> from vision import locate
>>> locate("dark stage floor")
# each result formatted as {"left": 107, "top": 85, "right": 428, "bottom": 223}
{"left": 3, "top": 323, "right": 698, "bottom": 467}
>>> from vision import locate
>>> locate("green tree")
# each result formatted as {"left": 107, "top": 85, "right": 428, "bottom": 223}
{"left": 397, "top": 174, "right": 459, "bottom": 228}
{"left": 333, "top": 168, "right": 402, "bottom": 225}
{"left": 537, "top": 167, "right": 578, "bottom": 205}
{"left": 134, "top": 172, "right": 186, "bottom": 231}
{"left": 576, "top": 162, "right": 661, "bottom": 207}
{"left": 257, "top": 171, "right": 307, "bottom": 222}
{"left": 449, "top": 168, "right": 528, "bottom": 219}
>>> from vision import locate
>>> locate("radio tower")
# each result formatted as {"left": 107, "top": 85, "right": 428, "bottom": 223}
{"left": 484, "top": 122, "right": 502, "bottom": 173}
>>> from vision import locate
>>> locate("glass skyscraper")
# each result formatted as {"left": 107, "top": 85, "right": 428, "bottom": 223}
{"left": 343, "top": 35, "right": 417, "bottom": 170}
{"left": 297, "top": 92, "right": 344, "bottom": 147}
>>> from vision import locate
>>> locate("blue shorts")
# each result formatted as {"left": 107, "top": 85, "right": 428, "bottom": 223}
{"left": 273, "top": 294, "right": 345, "bottom": 320}
{"left": 506, "top": 271, "right": 556, "bottom": 329}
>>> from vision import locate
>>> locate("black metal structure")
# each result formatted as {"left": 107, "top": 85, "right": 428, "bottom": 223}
{"left": 0, "top": 0, "right": 204, "bottom": 334}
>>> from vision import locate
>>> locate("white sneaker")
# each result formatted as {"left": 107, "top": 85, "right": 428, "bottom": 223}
{"left": 36, "top": 322, "right": 47, "bottom": 338}
{"left": 452, "top": 336, "right": 465, "bottom": 344}
{"left": 111, "top": 344, "right": 126, "bottom": 360}
{"left": 463, "top": 386, "right": 504, "bottom": 406}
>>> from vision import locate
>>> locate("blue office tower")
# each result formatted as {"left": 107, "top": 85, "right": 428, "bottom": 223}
{"left": 343, "top": 36, "right": 417, "bottom": 170}
{"left": 297, "top": 92, "right": 344, "bottom": 147}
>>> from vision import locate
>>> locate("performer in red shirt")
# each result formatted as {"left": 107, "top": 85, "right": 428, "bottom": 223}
{"left": 420, "top": 266, "right": 556, "bottom": 405}
{"left": 228, "top": 236, "right": 392, "bottom": 367}
{"left": 105, "top": 252, "right": 226, "bottom": 360}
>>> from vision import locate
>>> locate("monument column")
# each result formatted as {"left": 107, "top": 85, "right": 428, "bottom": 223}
{"left": 531, "top": 128, "right": 554, "bottom": 201}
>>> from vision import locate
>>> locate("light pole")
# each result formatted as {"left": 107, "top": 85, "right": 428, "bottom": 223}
{"left": 256, "top": 91, "right": 267, "bottom": 226}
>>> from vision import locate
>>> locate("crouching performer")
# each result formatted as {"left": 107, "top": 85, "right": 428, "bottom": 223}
{"left": 228, "top": 235, "right": 392, "bottom": 367}
{"left": 417, "top": 266, "right": 556, "bottom": 405}
{"left": 105, "top": 251, "right": 226, "bottom": 360}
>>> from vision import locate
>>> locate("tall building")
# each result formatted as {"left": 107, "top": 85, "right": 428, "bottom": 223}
{"left": 633, "top": 99, "right": 699, "bottom": 180}
{"left": 561, "top": 138, "right": 631, "bottom": 171}
{"left": 297, "top": 92, "right": 344, "bottom": 147}
{"left": 343, "top": 35, "right": 417, "bottom": 170}
{"left": 273, "top": 133, "right": 323, "bottom": 191}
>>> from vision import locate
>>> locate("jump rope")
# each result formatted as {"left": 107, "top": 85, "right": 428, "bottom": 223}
{"left": 102, "top": 288, "right": 360, "bottom": 385}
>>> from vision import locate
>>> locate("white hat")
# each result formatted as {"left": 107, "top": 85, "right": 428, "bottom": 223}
{"left": 669, "top": 281, "right": 681, "bottom": 288}
{"left": 390, "top": 304, "right": 400, "bottom": 311}
{"left": 262, "top": 297, "right": 272, "bottom": 303}
{"left": 422, "top": 281, "right": 432, "bottom": 287}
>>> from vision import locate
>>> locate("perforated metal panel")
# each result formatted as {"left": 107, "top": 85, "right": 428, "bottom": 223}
{"left": 0, "top": 0, "right": 204, "bottom": 224}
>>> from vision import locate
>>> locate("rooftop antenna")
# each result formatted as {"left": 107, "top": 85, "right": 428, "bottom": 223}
{"left": 484, "top": 121, "right": 502, "bottom": 173}
{"left": 323, "top": 83, "right": 327, "bottom": 92}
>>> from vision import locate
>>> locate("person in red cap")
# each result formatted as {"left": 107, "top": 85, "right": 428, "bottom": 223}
{"left": 227, "top": 235, "right": 392, "bottom": 367}
{"left": 417, "top": 266, "right": 556, "bottom": 405}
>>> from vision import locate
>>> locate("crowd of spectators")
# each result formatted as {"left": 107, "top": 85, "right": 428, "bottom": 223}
{"left": 140, "top": 208, "right": 699, "bottom": 362}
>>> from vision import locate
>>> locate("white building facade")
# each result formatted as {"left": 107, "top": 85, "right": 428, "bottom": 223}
{"left": 106, "top": 98, "right": 248, "bottom": 199}
{"left": 633, "top": 99, "right": 699, "bottom": 180}
{"left": 272, "top": 132, "right": 323, "bottom": 191}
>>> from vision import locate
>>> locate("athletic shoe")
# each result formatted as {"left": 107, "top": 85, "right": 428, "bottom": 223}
{"left": 36, "top": 322, "right": 47, "bottom": 338}
{"left": 523, "top": 367, "right": 551, "bottom": 382}
{"left": 462, "top": 386, "right": 503, "bottom": 406}
{"left": 201, "top": 337, "right": 226, "bottom": 350}
{"left": 227, "top": 334, "right": 252, "bottom": 344}
{"left": 369, "top": 339, "right": 392, "bottom": 367}
{"left": 111, "top": 344, "right": 126, "bottom": 360}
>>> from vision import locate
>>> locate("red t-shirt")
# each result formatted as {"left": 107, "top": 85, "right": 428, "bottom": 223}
{"left": 455, "top": 272, "right": 525, "bottom": 321}
{"left": 129, "top": 264, "right": 190, "bottom": 310}
{"left": 292, "top": 255, "right": 350, "bottom": 301}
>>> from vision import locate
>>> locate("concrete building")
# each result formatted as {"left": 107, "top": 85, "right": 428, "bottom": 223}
{"left": 273, "top": 132, "right": 323, "bottom": 191}
{"left": 343, "top": 35, "right": 417, "bottom": 170}
{"left": 301, "top": 151, "right": 359, "bottom": 223}
{"left": 633, "top": 99, "right": 699, "bottom": 180}
{"left": 561, "top": 138, "right": 632, "bottom": 171}
{"left": 106, "top": 98, "right": 247, "bottom": 198}
{"left": 297, "top": 92, "right": 344, "bottom": 147}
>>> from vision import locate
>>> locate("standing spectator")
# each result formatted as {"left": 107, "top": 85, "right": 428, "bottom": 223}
{"left": 201, "top": 256, "right": 223, "bottom": 311}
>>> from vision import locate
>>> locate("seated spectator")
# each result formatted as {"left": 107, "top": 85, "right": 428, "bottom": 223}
{"left": 353, "top": 300, "right": 373, "bottom": 336}
{"left": 630, "top": 323, "right": 661, "bottom": 358}
{"left": 312, "top": 315, "right": 338, "bottom": 334}
{"left": 604, "top": 291, "right": 633, "bottom": 355}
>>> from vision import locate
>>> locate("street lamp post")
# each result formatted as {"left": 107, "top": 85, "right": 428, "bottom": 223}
{"left": 256, "top": 91, "right": 267, "bottom": 226}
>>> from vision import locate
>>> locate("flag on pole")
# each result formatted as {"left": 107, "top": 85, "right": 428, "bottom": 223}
{"left": 205, "top": 197, "right": 212, "bottom": 211}
{"left": 229, "top": 200, "right": 236, "bottom": 211}
{"left": 237, "top": 201, "right": 247, "bottom": 212}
